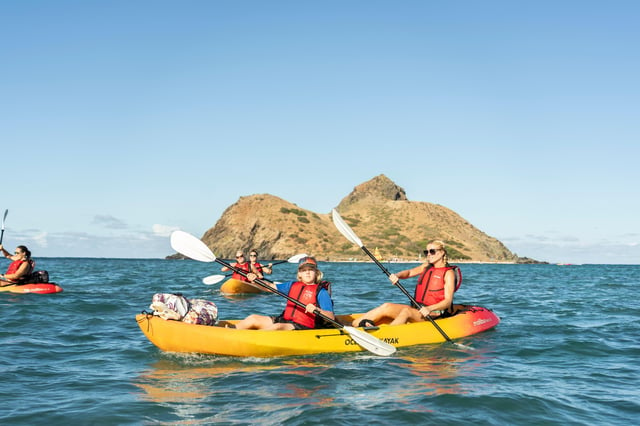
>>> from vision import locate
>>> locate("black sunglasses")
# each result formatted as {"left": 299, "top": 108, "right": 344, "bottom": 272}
{"left": 423, "top": 248, "right": 440, "bottom": 256}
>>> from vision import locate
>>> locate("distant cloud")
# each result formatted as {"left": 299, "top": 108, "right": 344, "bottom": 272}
{"left": 92, "top": 215, "right": 128, "bottom": 230}
{"left": 152, "top": 224, "right": 179, "bottom": 237}
{"left": 32, "top": 232, "right": 48, "bottom": 248}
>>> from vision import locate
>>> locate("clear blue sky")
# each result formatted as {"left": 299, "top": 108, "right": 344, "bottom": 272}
{"left": 2, "top": 1, "right": 638, "bottom": 264}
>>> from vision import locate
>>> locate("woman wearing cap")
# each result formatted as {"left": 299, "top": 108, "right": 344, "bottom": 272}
{"left": 352, "top": 240, "right": 458, "bottom": 327}
{"left": 234, "top": 256, "right": 335, "bottom": 330}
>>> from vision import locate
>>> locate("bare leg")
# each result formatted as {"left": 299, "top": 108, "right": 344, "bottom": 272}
{"left": 266, "top": 322, "right": 296, "bottom": 331}
{"left": 235, "top": 314, "right": 275, "bottom": 330}
{"left": 390, "top": 306, "right": 423, "bottom": 325}
{"left": 351, "top": 302, "right": 407, "bottom": 327}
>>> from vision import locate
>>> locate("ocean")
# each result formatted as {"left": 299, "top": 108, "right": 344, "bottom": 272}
{"left": 1, "top": 258, "right": 638, "bottom": 425}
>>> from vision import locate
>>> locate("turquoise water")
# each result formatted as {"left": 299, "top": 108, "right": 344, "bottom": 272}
{"left": 1, "top": 259, "right": 638, "bottom": 425}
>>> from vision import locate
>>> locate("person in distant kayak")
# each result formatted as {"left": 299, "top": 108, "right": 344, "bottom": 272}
{"left": 248, "top": 249, "right": 273, "bottom": 277}
{"left": 234, "top": 256, "right": 335, "bottom": 330}
{"left": 352, "top": 240, "right": 460, "bottom": 327}
{"left": 220, "top": 251, "right": 259, "bottom": 282}
{"left": 0, "top": 244, "right": 34, "bottom": 286}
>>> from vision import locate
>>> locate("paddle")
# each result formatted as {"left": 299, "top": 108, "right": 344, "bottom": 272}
{"left": 202, "top": 253, "right": 308, "bottom": 285}
{"left": 331, "top": 209, "right": 473, "bottom": 350}
{"left": 171, "top": 230, "right": 396, "bottom": 356}
{"left": 202, "top": 273, "right": 282, "bottom": 286}
{"left": 0, "top": 209, "right": 7, "bottom": 244}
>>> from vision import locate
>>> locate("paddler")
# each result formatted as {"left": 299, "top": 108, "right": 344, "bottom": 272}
{"left": 234, "top": 256, "right": 335, "bottom": 330}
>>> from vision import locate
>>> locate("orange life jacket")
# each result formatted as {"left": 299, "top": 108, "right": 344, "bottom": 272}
{"left": 414, "top": 265, "right": 461, "bottom": 310}
{"left": 6, "top": 259, "right": 34, "bottom": 283}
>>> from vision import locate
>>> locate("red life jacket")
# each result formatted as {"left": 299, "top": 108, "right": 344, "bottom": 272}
{"left": 6, "top": 259, "right": 34, "bottom": 283}
{"left": 251, "top": 262, "right": 264, "bottom": 275}
{"left": 231, "top": 262, "right": 251, "bottom": 281}
{"left": 414, "top": 265, "right": 462, "bottom": 309}
{"left": 281, "top": 282, "right": 323, "bottom": 329}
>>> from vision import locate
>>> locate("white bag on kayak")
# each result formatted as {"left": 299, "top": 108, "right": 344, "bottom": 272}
{"left": 149, "top": 293, "right": 218, "bottom": 325}
{"left": 150, "top": 293, "right": 190, "bottom": 320}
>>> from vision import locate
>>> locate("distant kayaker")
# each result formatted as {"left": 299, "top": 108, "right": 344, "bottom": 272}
{"left": 220, "top": 251, "right": 259, "bottom": 282}
{"left": 0, "top": 244, "right": 34, "bottom": 286}
{"left": 234, "top": 256, "right": 335, "bottom": 330}
{"left": 248, "top": 249, "right": 273, "bottom": 276}
{"left": 352, "top": 240, "right": 460, "bottom": 327}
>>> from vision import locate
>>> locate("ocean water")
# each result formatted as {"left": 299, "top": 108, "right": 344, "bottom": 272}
{"left": 1, "top": 259, "right": 638, "bottom": 425}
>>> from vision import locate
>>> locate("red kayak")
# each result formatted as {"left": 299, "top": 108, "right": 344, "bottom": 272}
{"left": 0, "top": 283, "right": 63, "bottom": 294}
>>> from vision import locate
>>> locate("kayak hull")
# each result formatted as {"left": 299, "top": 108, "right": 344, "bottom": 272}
{"left": 220, "top": 278, "right": 267, "bottom": 294}
{"left": 136, "top": 305, "right": 499, "bottom": 357}
{"left": 0, "top": 283, "right": 63, "bottom": 294}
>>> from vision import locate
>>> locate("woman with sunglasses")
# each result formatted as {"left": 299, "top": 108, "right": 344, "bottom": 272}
{"left": 352, "top": 240, "right": 460, "bottom": 327}
{"left": 0, "top": 244, "right": 34, "bottom": 286}
{"left": 248, "top": 250, "right": 272, "bottom": 277}
{"left": 220, "top": 251, "right": 261, "bottom": 282}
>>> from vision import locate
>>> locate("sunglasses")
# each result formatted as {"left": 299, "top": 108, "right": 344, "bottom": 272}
{"left": 249, "top": 254, "right": 257, "bottom": 257}
{"left": 14, "top": 251, "right": 21, "bottom": 255}
{"left": 423, "top": 248, "right": 440, "bottom": 256}
{"left": 236, "top": 254, "right": 244, "bottom": 258}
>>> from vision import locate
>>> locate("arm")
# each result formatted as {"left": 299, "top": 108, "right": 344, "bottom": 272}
{"left": 246, "top": 273, "right": 277, "bottom": 290}
{"left": 0, "top": 245, "right": 9, "bottom": 259}
{"left": 220, "top": 262, "right": 236, "bottom": 272}
{"left": 250, "top": 263, "right": 264, "bottom": 279}
{"left": 388, "top": 262, "right": 429, "bottom": 285}
{"left": 3, "top": 261, "right": 31, "bottom": 281}
{"left": 306, "top": 289, "right": 335, "bottom": 320}
{"left": 262, "top": 264, "right": 273, "bottom": 275}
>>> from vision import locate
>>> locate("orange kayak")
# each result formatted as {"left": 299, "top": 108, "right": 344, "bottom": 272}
{"left": 0, "top": 283, "right": 64, "bottom": 294}
{"left": 219, "top": 278, "right": 268, "bottom": 294}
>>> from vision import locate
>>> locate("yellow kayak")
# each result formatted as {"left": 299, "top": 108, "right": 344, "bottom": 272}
{"left": 136, "top": 304, "right": 499, "bottom": 357}
{"left": 219, "top": 278, "right": 268, "bottom": 294}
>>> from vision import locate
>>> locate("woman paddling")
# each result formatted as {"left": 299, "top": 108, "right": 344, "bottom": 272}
{"left": 248, "top": 249, "right": 272, "bottom": 277}
{"left": 234, "top": 256, "right": 335, "bottom": 330}
{"left": 0, "top": 244, "right": 34, "bottom": 286}
{"left": 352, "top": 240, "right": 460, "bottom": 327}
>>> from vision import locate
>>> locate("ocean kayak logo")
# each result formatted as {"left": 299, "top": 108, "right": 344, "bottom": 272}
{"left": 345, "top": 337, "right": 398, "bottom": 345}
{"left": 473, "top": 318, "right": 492, "bottom": 327}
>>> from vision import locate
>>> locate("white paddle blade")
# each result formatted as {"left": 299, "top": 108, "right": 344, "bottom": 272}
{"left": 331, "top": 209, "right": 363, "bottom": 247}
{"left": 170, "top": 231, "right": 216, "bottom": 262}
{"left": 202, "top": 274, "right": 227, "bottom": 285}
{"left": 343, "top": 326, "right": 396, "bottom": 356}
{"left": 287, "top": 253, "right": 308, "bottom": 263}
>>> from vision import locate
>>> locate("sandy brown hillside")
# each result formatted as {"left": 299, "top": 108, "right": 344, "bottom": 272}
{"left": 191, "top": 175, "right": 533, "bottom": 263}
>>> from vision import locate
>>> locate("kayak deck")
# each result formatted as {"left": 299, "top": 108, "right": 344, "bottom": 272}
{"left": 136, "top": 304, "right": 499, "bottom": 357}
{"left": 220, "top": 278, "right": 268, "bottom": 294}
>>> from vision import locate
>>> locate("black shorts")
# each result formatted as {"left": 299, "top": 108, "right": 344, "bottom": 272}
{"left": 271, "top": 315, "right": 312, "bottom": 330}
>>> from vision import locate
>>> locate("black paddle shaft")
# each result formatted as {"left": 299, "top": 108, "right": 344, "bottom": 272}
{"left": 215, "top": 257, "right": 343, "bottom": 330}
{"left": 360, "top": 245, "right": 455, "bottom": 343}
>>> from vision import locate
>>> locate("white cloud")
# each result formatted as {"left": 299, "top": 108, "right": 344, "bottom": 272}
{"left": 152, "top": 224, "right": 180, "bottom": 237}
{"left": 92, "top": 215, "right": 128, "bottom": 230}
{"left": 32, "top": 232, "right": 48, "bottom": 248}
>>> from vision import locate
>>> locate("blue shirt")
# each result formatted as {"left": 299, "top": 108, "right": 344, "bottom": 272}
{"left": 276, "top": 281, "right": 334, "bottom": 312}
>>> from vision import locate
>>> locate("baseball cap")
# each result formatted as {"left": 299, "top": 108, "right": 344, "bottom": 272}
{"left": 298, "top": 256, "right": 318, "bottom": 270}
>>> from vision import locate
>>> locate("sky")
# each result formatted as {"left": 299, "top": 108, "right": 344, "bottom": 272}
{"left": 1, "top": 1, "right": 638, "bottom": 264}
